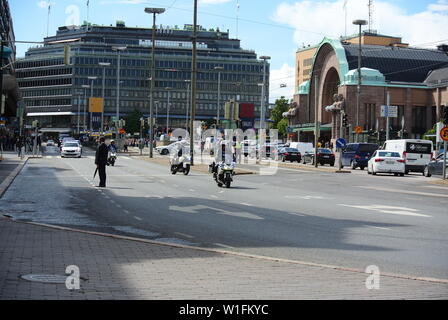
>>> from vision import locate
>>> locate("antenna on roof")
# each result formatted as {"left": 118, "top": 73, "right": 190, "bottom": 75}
{"left": 87, "top": 0, "right": 90, "bottom": 25}
{"left": 368, "top": 0, "right": 374, "bottom": 33}
{"left": 236, "top": 0, "right": 240, "bottom": 39}
{"left": 343, "top": 0, "right": 348, "bottom": 38}
{"left": 47, "top": 3, "right": 51, "bottom": 37}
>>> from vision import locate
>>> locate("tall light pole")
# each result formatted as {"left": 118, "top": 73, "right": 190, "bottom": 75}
{"left": 214, "top": 66, "right": 224, "bottom": 129}
{"left": 82, "top": 85, "right": 90, "bottom": 132}
{"left": 75, "top": 90, "right": 83, "bottom": 134}
{"left": 99, "top": 62, "right": 111, "bottom": 134}
{"left": 185, "top": 80, "right": 190, "bottom": 131}
{"left": 112, "top": 46, "right": 126, "bottom": 135}
{"left": 165, "top": 87, "right": 172, "bottom": 134}
{"left": 145, "top": 7, "right": 165, "bottom": 158}
{"left": 259, "top": 56, "right": 270, "bottom": 130}
{"left": 88, "top": 76, "right": 97, "bottom": 132}
{"left": 353, "top": 19, "right": 367, "bottom": 142}
{"left": 190, "top": 0, "right": 198, "bottom": 166}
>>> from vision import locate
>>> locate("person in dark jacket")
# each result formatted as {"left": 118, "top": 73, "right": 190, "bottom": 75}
{"left": 95, "top": 137, "right": 109, "bottom": 188}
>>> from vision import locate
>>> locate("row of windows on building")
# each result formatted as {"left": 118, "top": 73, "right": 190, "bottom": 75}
{"left": 362, "top": 104, "right": 437, "bottom": 134}
{"left": 16, "top": 58, "right": 64, "bottom": 69}
{"left": 25, "top": 99, "right": 263, "bottom": 112}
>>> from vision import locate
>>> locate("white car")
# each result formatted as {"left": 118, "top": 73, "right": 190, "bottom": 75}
{"left": 61, "top": 142, "right": 82, "bottom": 158}
{"left": 367, "top": 150, "right": 405, "bottom": 176}
{"left": 46, "top": 140, "right": 55, "bottom": 146}
{"left": 156, "top": 142, "right": 178, "bottom": 155}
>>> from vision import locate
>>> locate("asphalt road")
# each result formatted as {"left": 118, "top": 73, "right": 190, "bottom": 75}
{"left": 2, "top": 145, "right": 448, "bottom": 280}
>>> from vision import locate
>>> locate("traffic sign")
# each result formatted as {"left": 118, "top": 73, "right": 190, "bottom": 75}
{"left": 354, "top": 126, "right": 363, "bottom": 134}
{"left": 336, "top": 138, "right": 347, "bottom": 149}
{"left": 440, "top": 126, "right": 448, "bottom": 142}
{"left": 119, "top": 128, "right": 126, "bottom": 135}
{"left": 381, "top": 105, "right": 398, "bottom": 118}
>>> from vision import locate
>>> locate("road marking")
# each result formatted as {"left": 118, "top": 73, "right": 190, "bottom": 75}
{"left": 285, "top": 195, "right": 325, "bottom": 200}
{"left": 339, "top": 204, "right": 431, "bottom": 218}
{"left": 174, "top": 232, "right": 194, "bottom": 239}
{"left": 189, "top": 189, "right": 196, "bottom": 192}
{"left": 357, "top": 186, "right": 448, "bottom": 198}
{"left": 123, "top": 209, "right": 130, "bottom": 214}
{"left": 210, "top": 195, "right": 218, "bottom": 199}
{"left": 241, "top": 202, "right": 253, "bottom": 207}
{"left": 134, "top": 216, "right": 143, "bottom": 221}
{"left": 365, "top": 225, "right": 392, "bottom": 231}
{"left": 169, "top": 204, "right": 264, "bottom": 220}
{"left": 214, "top": 243, "right": 235, "bottom": 249}
{"left": 116, "top": 204, "right": 122, "bottom": 209}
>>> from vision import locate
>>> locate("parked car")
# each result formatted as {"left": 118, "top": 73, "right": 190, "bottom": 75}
{"left": 46, "top": 140, "right": 55, "bottom": 146}
{"left": 156, "top": 142, "right": 178, "bottom": 155}
{"left": 424, "top": 152, "right": 448, "bottom": 177}
{"left": 289, "top": 142, "right": 314, "bottom": 157}
{"left": 279, "top": 148, "right": 301, "bottom": 162}
{"left": 367, "top": 150, "right": 405, "bottom": 176}
{"left": 382, "top": 139, "right": 433, "bottom": 175}
{"left": 61, "top": 142, "right": 82, "bottom": 158}
{"left": 302, "top": 148, "right": 335, "bottom": 166}
{"left": 341, "top": 143, "right": 379, "bottom": 170}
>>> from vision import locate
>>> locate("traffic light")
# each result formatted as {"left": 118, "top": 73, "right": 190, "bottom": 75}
{"left": 342, "top": 114, "right": 348, "bottom": 127}
{"left": 443, "top": 106, "right": 448, "bottom": 125}
{"left": 140, "top": 118, "right": 145, "bottom": 127}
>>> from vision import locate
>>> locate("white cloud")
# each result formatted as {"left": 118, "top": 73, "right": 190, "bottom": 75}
{"left": 37, "top": 1, "right": 55, "bottom": 8}
{"left": 273, "top": 0, "right": 448, "bottom": 49}
{"left": 199, "top": 0, "right": 232, "bottom": 5}
{"left": 269, "top": 63, "right": 295, "bottom": 103}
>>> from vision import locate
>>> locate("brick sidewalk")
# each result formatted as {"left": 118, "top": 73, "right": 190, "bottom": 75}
{"left": 0, "top": 217, "right": 447, "bottom": 300}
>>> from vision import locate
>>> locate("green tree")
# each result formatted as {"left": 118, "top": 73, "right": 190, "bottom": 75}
{"left": 423, "top": 124, "right": 437, "bottom": 145}
{"left": 270, "top": 97, "right": 290, "bottom": 129}
{"left": 277, "top": 118, "right": 289, "bottom": 138}
{"left": 124, "top": 109, "right": 147, "bottom": 137}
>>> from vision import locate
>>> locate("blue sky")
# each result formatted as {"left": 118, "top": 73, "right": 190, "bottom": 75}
{"left": 10, "top": 0, "right": 448, "bottom": 101}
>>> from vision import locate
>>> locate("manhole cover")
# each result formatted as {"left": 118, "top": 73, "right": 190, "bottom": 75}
{"left": 20, "top": 274, "right": 67, "bottom": 284}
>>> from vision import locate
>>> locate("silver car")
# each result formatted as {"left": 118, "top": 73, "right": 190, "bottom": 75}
{"left": 424, "top": 152, "right": 448, "bottom": 177}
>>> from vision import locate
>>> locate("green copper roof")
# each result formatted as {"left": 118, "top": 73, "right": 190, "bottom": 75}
{"left": 313, "top": 38, "right": 350, "bottom": 84}
{"left": 298, "top": 80, "right": 310, "bottom": 94}
{"left": 343, "top": 68, "right": 386, "bottom": 86}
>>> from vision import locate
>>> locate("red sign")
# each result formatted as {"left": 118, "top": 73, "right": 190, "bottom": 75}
{"left": 440, "top": 126, "right": 448, "bottom": 142}
{"left": 119, "top": 128, "right": 126, "bottom": 134}
{"left": 239, "top": 103, "right": 255, "bottom": 119}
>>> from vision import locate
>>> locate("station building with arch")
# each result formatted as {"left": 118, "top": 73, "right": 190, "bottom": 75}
{"left": 286, "top": 33, "right": 448, "bottom": 146}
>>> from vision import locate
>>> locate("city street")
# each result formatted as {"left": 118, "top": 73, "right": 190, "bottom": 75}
{"left": 2, "top": 145, "right": 447, "bottom": 283}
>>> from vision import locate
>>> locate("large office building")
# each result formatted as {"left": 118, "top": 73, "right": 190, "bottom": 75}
{"left": 0, "top": 0, "right": 20, "bottom": 126}
{"left": 16, "top": 21, "right": 269, "bottom": 134}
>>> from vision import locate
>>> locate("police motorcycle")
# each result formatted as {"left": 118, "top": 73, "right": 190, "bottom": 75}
{"left": 107, "top": 141, "right": 118, "bottom": 166}
{"left": 170, "top": 139, "right": 191, "bottom": 175}
{"left": 209, "top": 140, "right": 235, "bottom": 188}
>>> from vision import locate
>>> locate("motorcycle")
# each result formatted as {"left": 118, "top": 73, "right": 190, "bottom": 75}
{"left": 210, "top": 161, "right": 235, "bottom": 188}
{"left": 170, "top": 150, "right": 191, "bottom": 175}
{"left": 107, "top": 151, "right": 117, "bottom": 166}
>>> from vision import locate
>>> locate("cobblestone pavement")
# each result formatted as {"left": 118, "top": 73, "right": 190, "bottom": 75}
{"left": 0, "top": 217, "right": 447, "bottom": 300}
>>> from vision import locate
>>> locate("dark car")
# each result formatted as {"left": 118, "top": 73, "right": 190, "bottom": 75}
{"left": 341, "top": 143, "right": 379, "bottom": 170}
{"left": 279, "top": 148, "right": 301, "bottom": 163}
{"left": 424, "top": 152, "right": 448, "bottom": 177}
{"left": 302, "top": 148, "right": 335, "bottom": 166}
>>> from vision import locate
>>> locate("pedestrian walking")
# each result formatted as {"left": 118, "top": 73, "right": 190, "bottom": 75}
{"left": 16, "top": 137, "right": 23, "bottom": 157}
{"left": 95, "top": 137, "right": 109, "bottom": 188}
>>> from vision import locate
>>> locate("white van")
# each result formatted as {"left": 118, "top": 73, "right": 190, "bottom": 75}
{"left": 288, "top": 142, "right": 314, "bottom": 156}
{"left": 382, "top": 139, "right": 433, "bottom": 175}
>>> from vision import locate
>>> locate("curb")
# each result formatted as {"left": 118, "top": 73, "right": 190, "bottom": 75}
{"left": 2, "top": 216, "right": 448, "bottom": 286}
{"left": 0, "top": 157, "right": 29, "bottom": 198}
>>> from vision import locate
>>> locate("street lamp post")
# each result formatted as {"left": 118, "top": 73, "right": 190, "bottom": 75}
{"left": 185, "top": 80, "right": 190, "bottom": 131}
{"left": 75, "top": 90, "right": 83, "bottom": 134}
{"left": 88, "top": 76, "right": 97, "bottom": 132}
{"left": 214, "top": 66, "right": 224, "bottom": 129}
{"left": 259, "top": 56, "right": 270, "bottom": 130}
{"left": 112, "top": 46, "right": 126, "bottom": 136}
{"left": 165, "top": 87, "right": 172, "bottom": 134}
{"left": 145, "top": 7, "right": 165, "bottom": 158}
{"left": 353, "top": 19, "right": 367, "bottom": 142}
{"left": 82, "top": 85, "right": 90, "bottom": 132}
{"left": 99, "top": 62, "right": 111, "bottom": 134}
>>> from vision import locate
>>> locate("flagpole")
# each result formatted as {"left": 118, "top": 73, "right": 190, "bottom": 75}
{"left": 87, "top": 0, "right": 90, "bottom": 24}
